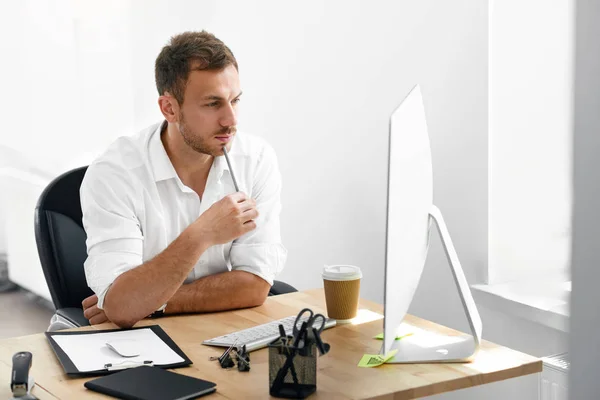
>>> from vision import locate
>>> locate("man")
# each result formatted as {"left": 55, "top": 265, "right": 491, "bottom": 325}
{"left": 80, "top": 31, "right": 287, "bottom": 328}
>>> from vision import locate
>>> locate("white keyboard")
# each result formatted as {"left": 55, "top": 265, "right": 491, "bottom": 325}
{"left": 202, "top": 315, "right": 336, "bottom": 352}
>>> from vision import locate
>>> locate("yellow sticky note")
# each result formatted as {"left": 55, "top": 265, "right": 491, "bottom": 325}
{"left": 373, "top": 332, "right": 413, "bottom": 340}
{"left": 358, "top": 349, "right": 398, "bottom": 367}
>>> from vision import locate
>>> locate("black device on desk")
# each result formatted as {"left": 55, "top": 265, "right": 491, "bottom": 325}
{"left": 10, "top": 351, "right": 38, "bottom": 400}
{"left": 84, "top": 366, "right": 217, "bottom": 400}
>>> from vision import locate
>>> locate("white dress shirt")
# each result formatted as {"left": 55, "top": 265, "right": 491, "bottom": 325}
{"left": 80, "top": 121, "right": 287, "bottom": 309}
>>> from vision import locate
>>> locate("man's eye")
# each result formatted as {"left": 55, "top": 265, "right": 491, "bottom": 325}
{"left": 232, "top": 98, "right": 241, "bottom": 105}
{"left": 205, "top": 102, "right": 219, "bottom": 107}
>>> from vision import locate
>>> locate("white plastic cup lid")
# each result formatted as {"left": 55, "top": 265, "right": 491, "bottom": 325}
{"left": 322, "top": 265, "right": 362, "bottom": 281}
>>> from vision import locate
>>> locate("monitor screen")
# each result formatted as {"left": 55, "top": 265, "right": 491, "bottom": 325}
{"left": 382, "top": 84, "right": 433, "bottom": 356}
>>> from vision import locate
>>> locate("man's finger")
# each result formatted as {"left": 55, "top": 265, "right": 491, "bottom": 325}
{"left": 82, "top": 294, "right": 98, "bottom": 309}
{"left": 243, "top": 220, "right": 257, "bottom": 231}
{"left": 89, "top": 312, "right": 109, "bottom": 325}
{"left": 228, "top": 192, "right": 247, "bottom": 203}
{"left": 83, "top": 305, "right": 102, "bottom": 320}
{"left": 238, "top": 199, "right": 256, "bottom": 213}
{"left": 242, "top": 208, "right": 259, "bottom": 223}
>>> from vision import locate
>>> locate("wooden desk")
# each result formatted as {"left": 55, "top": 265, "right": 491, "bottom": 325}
{"left": 0, "top": 289, "right": 541, "bottom": 399}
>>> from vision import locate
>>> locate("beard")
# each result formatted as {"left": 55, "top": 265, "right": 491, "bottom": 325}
{"left": 178, "top": 112, "right": 236, "bottom": 156}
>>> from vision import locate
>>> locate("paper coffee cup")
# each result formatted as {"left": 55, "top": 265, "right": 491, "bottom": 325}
{"left": 322, "top": 265, "right": 362, "bottom": 323}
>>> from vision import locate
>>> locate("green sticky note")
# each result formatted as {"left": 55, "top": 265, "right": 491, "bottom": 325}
{"left": 358, "top": 349, "right": 398, "bottom": 367}
{"left": 373, "top": 332, "right": 413, "bottom": 340}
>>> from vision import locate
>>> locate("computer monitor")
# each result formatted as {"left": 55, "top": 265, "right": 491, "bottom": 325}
{"left": 381, "top": 85, "right": 482, "bottom": 363}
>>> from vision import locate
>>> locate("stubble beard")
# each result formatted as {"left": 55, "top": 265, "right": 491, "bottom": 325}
{"left": 178, "top": 112, "right": 236, "bottom": 157}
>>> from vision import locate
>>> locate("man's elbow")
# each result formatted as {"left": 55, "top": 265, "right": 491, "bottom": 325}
{"left": 111, "top": 316, "right": 138, "bottom": 329}
{"left": 248, "top": 278, "right": 271, "bottom": 306}
{"left": 103, "top": 291, "right": 140, "bottom": 329}
{"left": 104, "top": 305, "right": 139, "bottom": 329}
{"left": 251, "top": 291, "right": 268, "bottom": 307}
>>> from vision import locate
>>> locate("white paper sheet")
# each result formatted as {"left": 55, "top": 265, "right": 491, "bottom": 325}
{"left": 51, "top": 328, "right": 185, "bottom": 372}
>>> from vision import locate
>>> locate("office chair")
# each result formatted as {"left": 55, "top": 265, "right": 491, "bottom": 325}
{"left": 34, "top": 166, "right": 297, "bottom": 331}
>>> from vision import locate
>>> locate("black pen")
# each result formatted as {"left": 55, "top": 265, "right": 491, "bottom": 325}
{"left": 278, "top": 324, "right": 287, "bottom": 339}
{"left": 222, "top": 146, "right": 239, "bottom": 192}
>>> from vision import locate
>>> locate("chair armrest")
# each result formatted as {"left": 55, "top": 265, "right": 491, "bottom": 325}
{"left": 269, "top": 280, "right": 298, "bottom": 296}
{"left": 56, "top": 308, "right": 90, "bottom": 327}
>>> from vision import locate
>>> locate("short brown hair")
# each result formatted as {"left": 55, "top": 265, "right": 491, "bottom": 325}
{"left": 155, "top": 31, "right": 238, "bottom": 105}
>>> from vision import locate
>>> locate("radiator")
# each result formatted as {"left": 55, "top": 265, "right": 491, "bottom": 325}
{"left": 541, "top": 353, "right": 569, "bottom": 400}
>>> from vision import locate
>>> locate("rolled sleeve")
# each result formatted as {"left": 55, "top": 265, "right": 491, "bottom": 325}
{"left": 230, "top": 145, "right": 288, "bottom": 284}
{"left": 230, "top": 243, "right": 287, "bottom": 285}
{"left": 81, "top": 163, "right": 143, "bottom": 309}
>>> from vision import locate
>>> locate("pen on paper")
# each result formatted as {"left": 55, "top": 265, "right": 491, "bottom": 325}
{"left": 104, "top": 360, "right": 154, "bottom": 371}
{"left": 222, "top": 145, "right": 240, "bottom": 192}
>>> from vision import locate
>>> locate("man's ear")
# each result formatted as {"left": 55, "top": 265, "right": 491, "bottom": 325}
{"left": 158, "top": 93, "right": 180, "bottom": 123}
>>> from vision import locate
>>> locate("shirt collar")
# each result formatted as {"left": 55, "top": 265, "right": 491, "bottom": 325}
{"left": 148, "top": 121, "right": 178, "bottom": 182}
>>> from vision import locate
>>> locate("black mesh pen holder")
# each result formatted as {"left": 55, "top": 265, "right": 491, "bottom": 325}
{"left": 268, "top": 337, "right": 317, "bottom": 399}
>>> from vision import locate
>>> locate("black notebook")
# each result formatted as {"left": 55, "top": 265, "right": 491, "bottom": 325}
{"left": 84, "top": 366, "right": 217, "bottom": 400}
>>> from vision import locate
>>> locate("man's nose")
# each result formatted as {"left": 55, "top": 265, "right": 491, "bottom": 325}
{"left": 220, "top": 104, "right": 237, "bottom": 127}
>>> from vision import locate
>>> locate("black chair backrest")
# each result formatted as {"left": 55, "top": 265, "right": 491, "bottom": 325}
{"left": 34, "top": 166, "right": 93, "bottom": 309}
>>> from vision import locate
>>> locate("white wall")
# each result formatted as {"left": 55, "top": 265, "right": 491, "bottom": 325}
{"left": 0, "top": 206, "right": 5, "bottom": 255}
{"left": 570, "top": 0, "right": 600, "bottom": 398}
{"left": 489, "top": 0, "right": 573, "bottom": 284}
{"left": 0, "top": 0, "right": 136, "bottom": 173}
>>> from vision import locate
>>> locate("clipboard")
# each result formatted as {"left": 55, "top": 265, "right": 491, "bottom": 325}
{"left": 45, "top": 325, "right": 192, "bottom": 376}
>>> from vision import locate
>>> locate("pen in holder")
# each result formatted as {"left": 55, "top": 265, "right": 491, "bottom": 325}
{"left": 268, "top": 335, "right": 317, "bottom": 399}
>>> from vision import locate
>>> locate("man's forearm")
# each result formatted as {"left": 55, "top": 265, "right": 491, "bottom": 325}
{"left": 103, "top": 223, "right": 211, "bottom": 328}
{"left": 165, "top": 270, "right": 271, "bottom": 314}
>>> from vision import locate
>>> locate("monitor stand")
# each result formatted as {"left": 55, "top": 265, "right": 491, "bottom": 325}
{"left": 386, "top": 205, "right": 483, "bottom": 363}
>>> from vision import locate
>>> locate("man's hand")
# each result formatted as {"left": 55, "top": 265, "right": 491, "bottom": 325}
{"left": 196, "top": 192, "right": 258, "bottom": 245}
{"left": 82, "top": 294, "right": 109, "bottom": 325}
